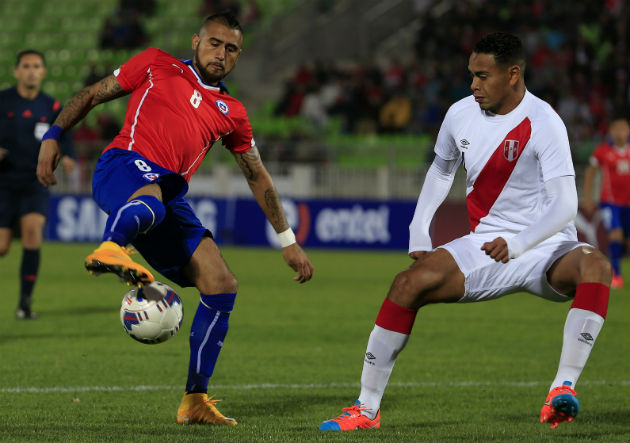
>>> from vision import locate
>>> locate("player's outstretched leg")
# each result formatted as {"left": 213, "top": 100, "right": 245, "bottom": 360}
{"left": 86, "top": 196, "right": 165, "bottom": 285}
{"left": 320, "top": 401, "right": 380, "bottom": 431}
{"left": 85, "top": 241, "right": 154, "bottom": 286}
{"left": 540, "top": 383, "right": 580, "bottom": 429}
{"left": 320, "top": 298, "right": 416, "bottom": 431}
{"left": 176, "top": 393, "right": 237, "bottom": 425}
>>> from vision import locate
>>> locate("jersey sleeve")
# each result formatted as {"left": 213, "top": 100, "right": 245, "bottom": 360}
{"left": 532, "top": 112, "right": 575, "bottom": 181}
{"left": 433, "top": 105, "right": 460, "bottom": 161}
{"left": 589, "top": 143, "right": 606, "bottom": 167}
{"left": 114, "top": 47, "right": 161, "bottom": 92}
{"left": 221, "top": 110, "right": 254, "bottom": 153}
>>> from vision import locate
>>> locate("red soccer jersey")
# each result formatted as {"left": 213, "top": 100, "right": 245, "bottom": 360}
{"left": 104, "top": 47, "right": 254, "bottom": 181}
{"left": 590, "top": 141, "right": 630, "bottom": 205}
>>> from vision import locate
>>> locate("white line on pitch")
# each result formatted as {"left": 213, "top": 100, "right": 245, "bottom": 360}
{"left": 1, "top": 379, "right": 628, "bottom": 394}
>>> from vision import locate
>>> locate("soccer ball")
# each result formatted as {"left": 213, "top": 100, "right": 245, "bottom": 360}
{"left": 120, "top": 281, "right": 184, "bottom": 344}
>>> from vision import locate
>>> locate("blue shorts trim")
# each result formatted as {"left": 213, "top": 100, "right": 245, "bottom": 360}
{"left": 0, "top": 180, "right": 49, "bottom": 227}
{"left": 600, "top": 202, "right": 630, "bottom": 234}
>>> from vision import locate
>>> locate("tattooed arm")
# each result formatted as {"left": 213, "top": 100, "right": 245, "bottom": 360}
{"left": 233, "top": 146, "right": 314, "bottom": 283}
{"left": 37, "top": 75, "right": 128, "bottom": 186}
{"left": 233, "top": 146, "right": 290, "bottom": 232}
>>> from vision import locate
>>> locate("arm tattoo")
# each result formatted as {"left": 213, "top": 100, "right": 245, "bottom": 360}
{"left": 264, "top": 187, "right": 289, "bottom": 231}
{"left": 235, "top": 146, "right": 289, "bottom": 231}
{"left": 234, "top": 146, "right": 262, "bottom": 180}
{"left": 54, "top": 75, "right": 126, "bottom": 130}
{"left": 94, "top": 75, "right": 126, "bottom": 104}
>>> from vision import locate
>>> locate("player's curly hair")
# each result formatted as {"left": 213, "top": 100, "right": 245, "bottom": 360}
{"left": 474, "top": 32, "right": 525, "bottom": 71}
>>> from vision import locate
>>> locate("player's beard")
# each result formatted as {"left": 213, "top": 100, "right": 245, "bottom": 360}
{"left": 193, "top": 50, "right": 225, "bottom": 86}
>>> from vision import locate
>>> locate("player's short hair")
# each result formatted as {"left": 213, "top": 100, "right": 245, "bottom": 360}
{"left": 473, "top": 32, "right": 525, "bottom": 71}
{"left": 200, "top": 10, "right": 243, "bottom": 34}
{"left": 16, "top": 49, "right": 46, "bottom": 67}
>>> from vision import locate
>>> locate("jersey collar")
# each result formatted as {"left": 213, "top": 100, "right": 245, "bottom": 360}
{"left": 181, "top": 59, "right": 229, "bottom": 94}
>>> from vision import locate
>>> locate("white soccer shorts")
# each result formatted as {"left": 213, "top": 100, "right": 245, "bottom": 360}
{"left": 439, "top": 232, "right": 591, "bottom": 303}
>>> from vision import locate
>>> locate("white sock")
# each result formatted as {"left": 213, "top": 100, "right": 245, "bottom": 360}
{"left": 549, "top": 308, "right": 605, "bottom": 391}
{"left": 358, "top": 325, "right": 409, "bottom": 419}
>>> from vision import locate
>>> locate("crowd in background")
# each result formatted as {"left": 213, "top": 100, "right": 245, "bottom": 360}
{"left": 78, "top": 0, "right": 627, "bottom": 166}
{"left": 273, "top": 0, "right": 628, "bottom": 161}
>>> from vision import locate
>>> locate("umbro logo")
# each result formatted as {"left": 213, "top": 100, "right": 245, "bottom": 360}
{"left": 578, "top": 332, "right": 594, "bottom": 346}
{"left": 460, "top": 139, "right": 470, "bottom": 149}
{"left": 365, "top": 352, "right": 376, "bottom": 360}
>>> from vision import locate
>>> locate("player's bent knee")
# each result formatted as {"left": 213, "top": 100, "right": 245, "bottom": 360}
{"left": 580, "top": 248, "right": 612, "bottom": 284}
{"left": 388, "top": 268, "right": 434, "bottom": 308}
{"left": 198, "top": 272, "right": 238, "bottom": 295}
{"left": 0, "top": 245, "right": 9, "bottom": 256}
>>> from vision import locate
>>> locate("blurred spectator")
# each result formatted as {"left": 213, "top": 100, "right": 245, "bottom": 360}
{"left": 72, "top": 113, "right": 121, "bottom": 145}
{"left": 120, "top": 0, "right": 156, "bottom": 16}
{"left": 240, "top": 0, "right": 261, "bottom": 27}
{"left": 379, "top": 91, "right": 412, "bottom": 133}
{"left": 100, "top": 8, "right": 148, "bottom": 50}
{"left": 97, "top": 113, "right": 122, "bottom": 141}
{"left": 274, "top": 80, "right": 305, "bottom": 118}
{"left": 73, "top": 121, "right": 100, "bottom": 145}
{"left": 300, "top": 84, "right": 328, "bottom": 131}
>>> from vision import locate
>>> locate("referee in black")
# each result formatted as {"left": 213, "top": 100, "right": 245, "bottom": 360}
{"left": 0, "top": 49, "right": 75, "bottom": 319}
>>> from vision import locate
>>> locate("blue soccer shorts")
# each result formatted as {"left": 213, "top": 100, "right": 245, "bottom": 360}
{"left": 0, "top": 179, "right": 50, "bottom": 227}
{"left": 600, "top": 202, "right": 630, "bottom": 235}
{"left": 92, "top": 148, "right": 211, "bottom": 287}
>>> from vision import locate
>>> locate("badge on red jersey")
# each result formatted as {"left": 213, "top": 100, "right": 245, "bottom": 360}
{"left": 503, "top": 140, "right": 520, "bottom": 162}
{"left": 215, "top": 99, "right": 229, "bottom": 115}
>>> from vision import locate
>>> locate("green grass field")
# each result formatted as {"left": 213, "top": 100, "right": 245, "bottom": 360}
{"left": 0, "top": 242, "right": 628, "bottom": 443}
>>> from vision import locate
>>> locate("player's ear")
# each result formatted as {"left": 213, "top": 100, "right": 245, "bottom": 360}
{"left": 192, "top": 33, "right": 200, "bottom": 50}
{"left": 508, "top": 65, "right": 521, "bottom": 86}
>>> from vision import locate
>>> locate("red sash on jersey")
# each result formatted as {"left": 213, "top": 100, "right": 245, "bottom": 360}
{"left": 466, "top": 117, "right": 532, "bottom": 231}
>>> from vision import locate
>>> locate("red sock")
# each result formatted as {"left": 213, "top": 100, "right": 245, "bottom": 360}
{"left": 375, "top": 297, "right": 418, "bottom": 334}
{"left": 570, "top": 282, "right": 609, "bottom": 319}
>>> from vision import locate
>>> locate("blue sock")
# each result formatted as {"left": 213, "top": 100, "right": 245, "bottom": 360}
{"left": 609, "top": 241, "right": 622, "bottom": 276}
{"left": 102, "top": 195, "right": 165, "bottom": 246}
{"left": 186, "top": 293, "right": 236, "bottom": 393}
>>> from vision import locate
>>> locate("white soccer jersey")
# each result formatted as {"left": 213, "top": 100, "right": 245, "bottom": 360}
{"left": 435, "top": 90, "right": 577, "bottom": 240}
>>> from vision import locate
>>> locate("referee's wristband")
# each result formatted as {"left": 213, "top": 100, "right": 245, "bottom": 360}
{"left": 277, "top": 228, "right": 296, "bottom": 248}
{"left": 41, "top": 125, "right": 63, "bottom": 141}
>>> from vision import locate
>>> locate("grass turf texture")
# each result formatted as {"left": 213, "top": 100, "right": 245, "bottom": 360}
{"left": 0, "top": 242, "right": 628, "bottom": 443}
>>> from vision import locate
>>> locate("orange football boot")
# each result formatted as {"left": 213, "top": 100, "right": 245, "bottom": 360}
{"left": 85, "top": 241, "right": 154, "bottom": 286}
{"left": 176, "top": 393, "right": 237, "bottom": 425}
